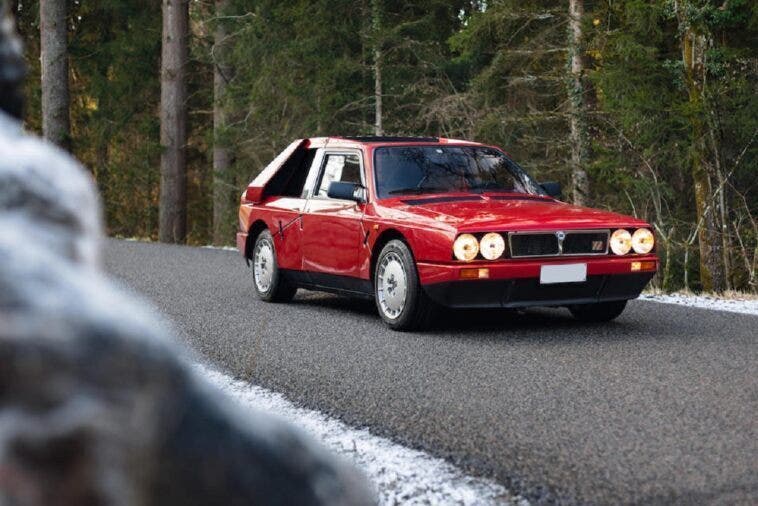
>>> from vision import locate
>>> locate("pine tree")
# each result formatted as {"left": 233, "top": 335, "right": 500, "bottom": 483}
{"left": 451, "top": 1, "right": 571, "bottom": 182}
{"left": 39, "top": 0, "right": 69, "bottom": 149}
{"left": 567, "top": 0, "right": 590, "bottom": 206}
{"left": 372, "top": 0, "right": 384, "bottom": 135}
{"left": 676, "top": 2, "right": 726, "bottom": 292}
{"left": 159, "top": 0, "right": 189, "bottom": 244}
{"left": 212, "top": 0, "right": 235, "bottom": 246}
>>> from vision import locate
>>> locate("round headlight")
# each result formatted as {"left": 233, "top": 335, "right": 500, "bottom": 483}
{"left": 453, "top": 234, "right": 479, "bottom": 261}
{"left": 480, "top": 233, "right": 505, "bottom": 260}
{"left": 610, "top": 229, "right": 632, "bottom": 255}
{"left": 632, "top": 228, "right": 655, "bottom": 254}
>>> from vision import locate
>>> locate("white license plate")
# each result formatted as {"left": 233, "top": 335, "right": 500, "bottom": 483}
{"left": 540, "top": 263, "right": 587, "bottom": 284}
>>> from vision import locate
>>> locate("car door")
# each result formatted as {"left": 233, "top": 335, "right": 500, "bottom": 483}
{"left": 301, "top": 150, "right": 366, "bottom": 280}
{"left": 259, "top": 146, "right": 318, "bottom": 271}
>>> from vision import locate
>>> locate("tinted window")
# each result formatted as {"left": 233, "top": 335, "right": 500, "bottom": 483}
{"left": 316, "top": 154, "right": 362, "bottom": 197}
{"left": 373, "top": 146, "right": 544, "bottom": 199}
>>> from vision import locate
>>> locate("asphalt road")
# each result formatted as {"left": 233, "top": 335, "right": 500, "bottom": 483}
{"left": 105, "top": 239, "right": 757, "bottom": 505}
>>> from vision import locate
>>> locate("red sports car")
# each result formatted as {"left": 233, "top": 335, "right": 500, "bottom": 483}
{"left": 237, "top": 136, "right": 657, "bottom": 330}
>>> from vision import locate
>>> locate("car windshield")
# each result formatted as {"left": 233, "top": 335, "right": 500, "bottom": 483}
{"left": 373, "top": 146, "right": 545, "bottom": 199}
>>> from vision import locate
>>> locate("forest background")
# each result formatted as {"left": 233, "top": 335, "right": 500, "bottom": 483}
{"left": 12, "top": 0, "right": 757, "bottom": 293}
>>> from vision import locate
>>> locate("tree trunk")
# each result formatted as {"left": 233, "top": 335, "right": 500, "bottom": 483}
{"left": 372, "top": 0, "right": 383, "bottom": 136}
{"left": 567, "top": 0, "right": 589, "bottom": 206}
{"left": 212, "top": 0, "right": 234, "bottom": 246}
{"left": 681, "top": 27, "right": 726, "bottom": 292}
{"left": 40, "top": 0, "right": 70, "bottom": 149}
{"left": 159, "top": 0, "right": 188, "bottom": 244}
{"left": 708, "top": 123, "right": 732, "bottom": 291}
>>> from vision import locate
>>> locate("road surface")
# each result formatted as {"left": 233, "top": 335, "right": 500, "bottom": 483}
{"left": 105, "top": 240, "right": 757, "bottom": 505}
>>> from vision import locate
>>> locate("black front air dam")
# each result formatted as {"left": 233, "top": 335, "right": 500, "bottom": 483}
{"left": 422, "top": 273, "right": 655, "bottom": 309}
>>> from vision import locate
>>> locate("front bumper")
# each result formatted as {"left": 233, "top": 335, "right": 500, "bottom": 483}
{"left": 418, "top": 256, "right": 656, "bottom": 309}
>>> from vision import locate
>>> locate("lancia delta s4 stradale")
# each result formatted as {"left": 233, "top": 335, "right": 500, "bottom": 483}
{"left": 237, "top": 136, "right": 657, "bottom": 330}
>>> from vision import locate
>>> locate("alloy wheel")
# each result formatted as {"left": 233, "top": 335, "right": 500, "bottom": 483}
{"left": 377, "top": 251, "right": 408, "bottom": 319}
{"left": 253, "top": 239, "right": 275, "bottom": 293}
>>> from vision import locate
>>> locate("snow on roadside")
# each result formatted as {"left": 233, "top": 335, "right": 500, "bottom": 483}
{"left": 198, "top": 364, "right": 524, "bottom": 506}
{"left": 200, "top": 245, "right": 238, "bottom": 252}
{"left": 639, "top": 293, "right": 758, "bottom": 316}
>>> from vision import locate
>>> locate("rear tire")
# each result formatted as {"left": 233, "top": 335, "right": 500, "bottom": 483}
{"left": 374, "top": 240, "right": 437, "bottom": 331}
{"left": 251, "top": 229, "right": 297, "bottom": 302}
{"left": 569, "top": 300, "right": 627, "bottom": 322}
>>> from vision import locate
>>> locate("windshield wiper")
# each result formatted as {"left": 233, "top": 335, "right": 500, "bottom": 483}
{"left": 388, "top": 186, "right": 447, "bottom": 195}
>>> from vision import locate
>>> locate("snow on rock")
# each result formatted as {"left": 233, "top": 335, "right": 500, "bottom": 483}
{"left": 0, "top": 110, "right": 103, "bottom": 268}
{"left": 0, "top": 108, "right": 373, "bottom": 505}
{"left": 639, "top": 293, "right": 758, "bottom": 316}
{"left": 0, "top": 227, "right": 374, "bottom": 505}
{"left": 200, "top": 365, "right": 524, "bottom": 506}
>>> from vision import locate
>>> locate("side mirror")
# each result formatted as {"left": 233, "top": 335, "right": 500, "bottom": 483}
{"left": 327, "top": 181, "right": 366, "bottom": 203}
{"left": 540, "top": 181, "right": 562, "bottom": 199}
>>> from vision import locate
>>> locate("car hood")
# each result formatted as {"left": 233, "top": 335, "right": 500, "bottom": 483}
{"left": 387, "top": 194, "right": 648, "bottom": 232}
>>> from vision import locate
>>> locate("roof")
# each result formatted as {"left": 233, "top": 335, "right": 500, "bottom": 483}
{"left": 244, "top": 136, "right": 500, "bottom": 202}
{"left": 340, "top": 136, "right": 440, "bottom": 143}
{"left": 303, "top": 136, "right": 483, "bottom": 149}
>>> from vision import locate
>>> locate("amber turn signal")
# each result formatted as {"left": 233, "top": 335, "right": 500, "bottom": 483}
{"left": 631, "top": 261, "right": 656, "bottom": 272}
{"left": 460, "top": 268, "right": 490, "bottom": 279}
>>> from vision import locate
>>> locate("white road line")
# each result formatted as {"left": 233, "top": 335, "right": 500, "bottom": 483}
{"left": 197, "top": 365, "right": 525, "bottom": 506}
{"left": 639, "top": 294, "right": 758, "bottom": 316}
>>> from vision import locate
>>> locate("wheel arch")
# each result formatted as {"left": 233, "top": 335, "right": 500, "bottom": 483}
{"left": 370, "top": 229, "right": 413, "bottom": 283}
{"left": 244, "top": 219, "right": 268, "bottom": 259}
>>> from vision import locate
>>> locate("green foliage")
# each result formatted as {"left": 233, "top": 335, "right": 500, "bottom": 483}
{"left": 14, "top": 0, "right": 757, "bottom": 290}
{"left": 446, "top": 1, "right": 572, "bottom": 183}
{"left": 589, "top": 0, "right": 757, "bottom": 290}
{"left": 68, "top": 0, "right": 163, "bottom": 239}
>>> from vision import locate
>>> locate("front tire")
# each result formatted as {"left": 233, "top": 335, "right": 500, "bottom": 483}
{"left": 251, "top": 229, "right": 297, "bottom": 302}
{"left": 569, "top": 300, "right": 627, "bottom": 322}
{"left": 374, "top": 240, "right": 436, "bottom": 331}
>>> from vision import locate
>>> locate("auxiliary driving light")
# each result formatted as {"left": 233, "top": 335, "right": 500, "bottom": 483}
{"left": 480, "top": 233, "right": 505, "bottom": 260}
{"left": 610, "top": 229, "right": 632, "bottom": 255}
{"left": 453, "top": 234, "right": 479, "bottom": 261}
{"left": 631, "top": 228, "right": 655, "bottom": 254}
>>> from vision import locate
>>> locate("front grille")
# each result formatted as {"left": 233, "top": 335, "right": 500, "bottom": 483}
{"left": 509, "top": 233, "right": 559, "bottom": 257}
{"left": 562, "top": 231, "right": 608, "bottom": 255}
{"left": 509, "top": 230, "right": 609, "bottom": 258}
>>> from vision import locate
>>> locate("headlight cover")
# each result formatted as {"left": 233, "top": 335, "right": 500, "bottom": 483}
{"left": 453, "top": 234, "right": 479, "bottom": 261}
{"left": 480, "top": 233, "right": 505, "bottom": 260}
{"left": 610, "top": 229, "right": 632, "bottom": 255}
{"left": 632, "top": 228, "right": 655, "bottom": 254}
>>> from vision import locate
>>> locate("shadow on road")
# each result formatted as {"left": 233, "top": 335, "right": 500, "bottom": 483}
{"left": 289, "top": 290, "right": 636, "bottom": 335}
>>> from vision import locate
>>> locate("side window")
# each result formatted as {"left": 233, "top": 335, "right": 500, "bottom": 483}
{"left": 316, "top": 153, "right": 362, "bottom": 197}
{"left": 282, "top": 148, "right": 317, "bottom": 196}
{"left": 262, "top": 146, "right": 317, "bottom": 198}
